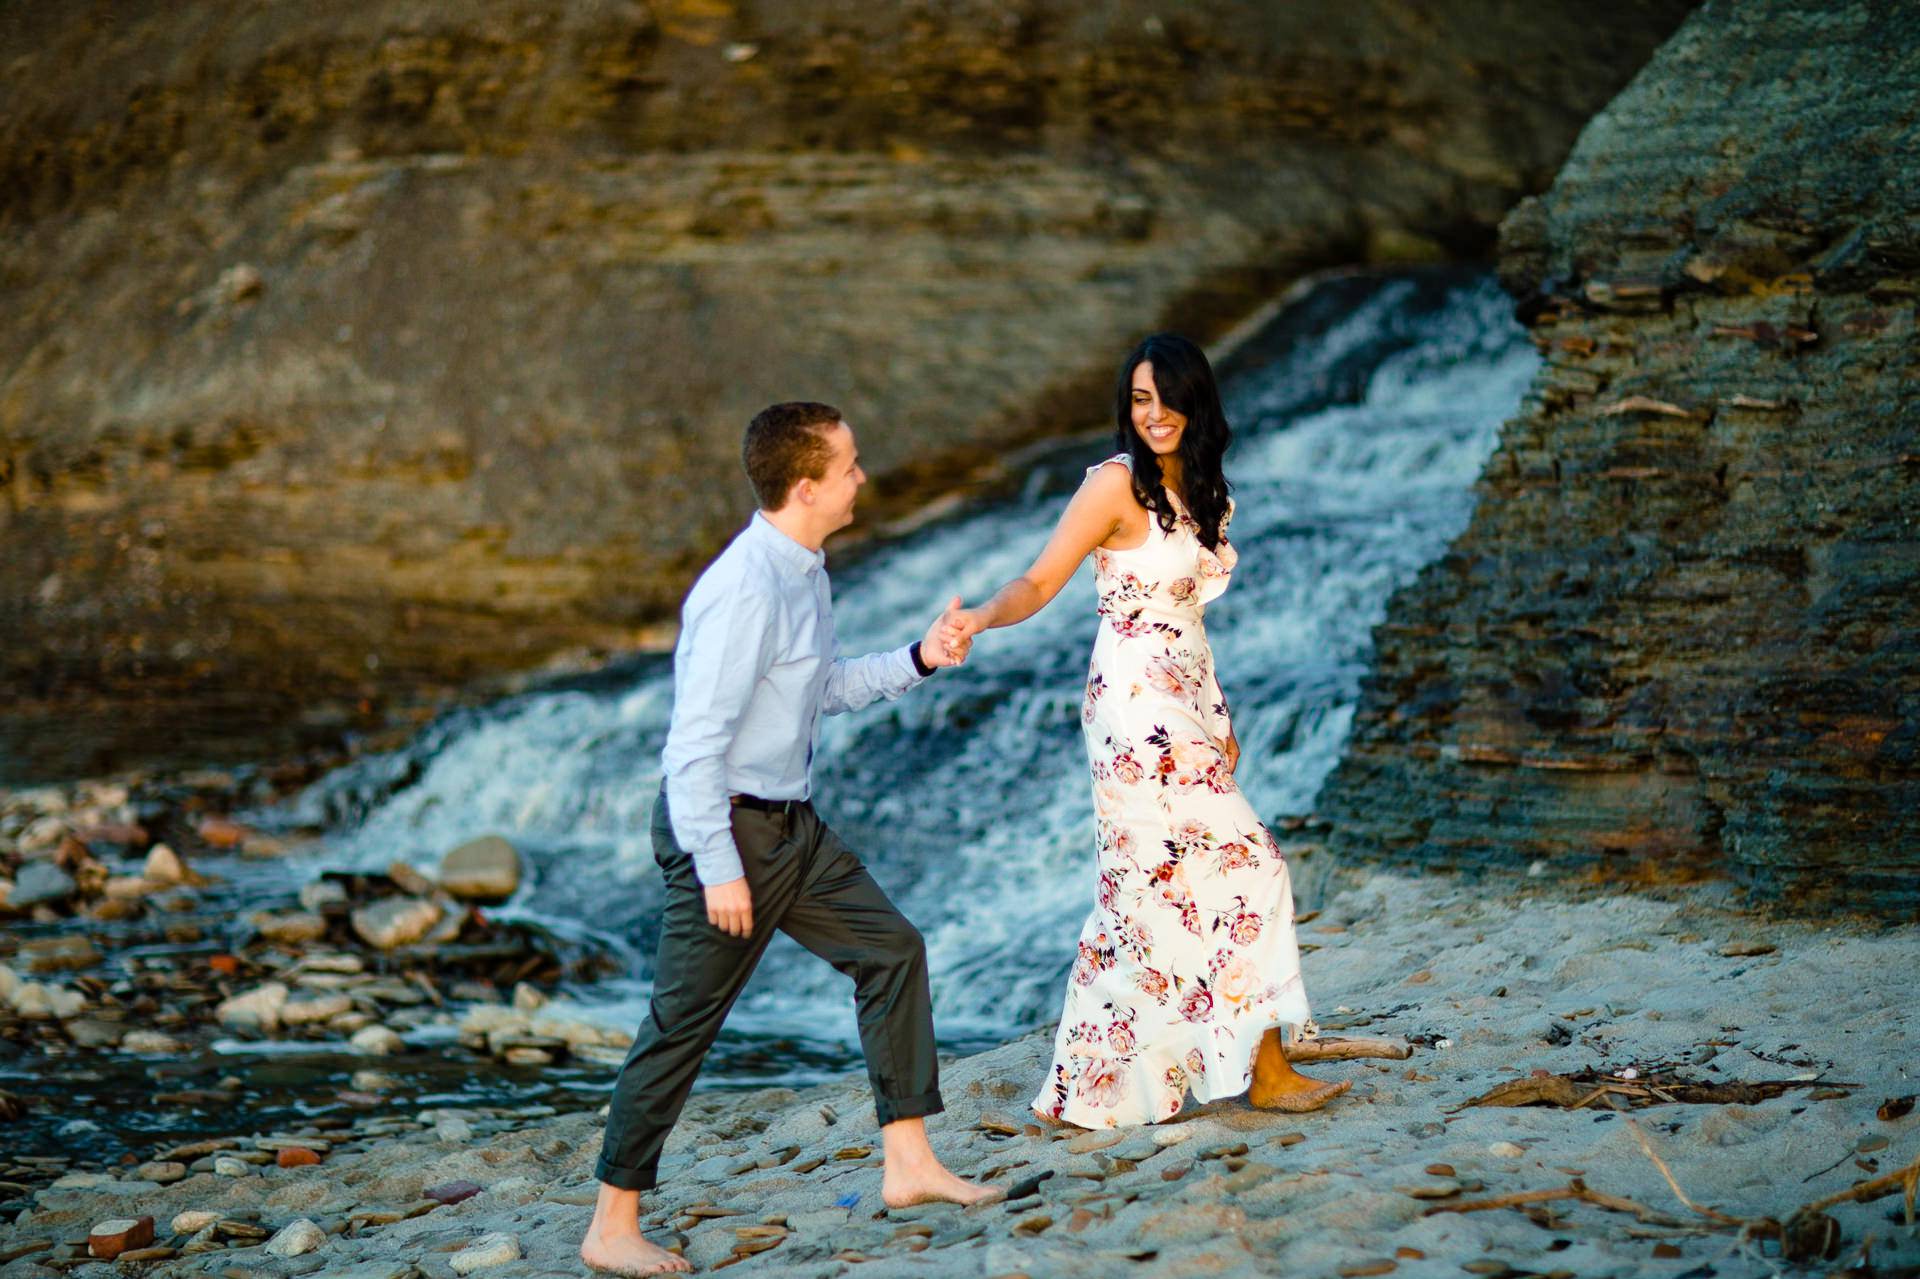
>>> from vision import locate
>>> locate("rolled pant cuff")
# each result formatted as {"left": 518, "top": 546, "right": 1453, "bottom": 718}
{"left": 875, "top": 1088, "right": 945, "bottom": 1127}
{"left": 594, "top": 1155, "right": 659, "bottom": 1192}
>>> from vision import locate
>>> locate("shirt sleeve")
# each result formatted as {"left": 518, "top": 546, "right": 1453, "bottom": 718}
{"left": 822, "top": 644, "right": 926, "bottom": 716}
{"left": 661, "top": 579, "right": 778, "bottom": 886}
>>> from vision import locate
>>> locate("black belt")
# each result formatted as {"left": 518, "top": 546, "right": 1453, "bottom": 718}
{"left": 730, "top": 793, "right": 806, "bottom": 815}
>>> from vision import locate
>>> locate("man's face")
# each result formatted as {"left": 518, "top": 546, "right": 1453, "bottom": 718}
{"left": 809, "top": 422, "right": 866, "bottom": 531}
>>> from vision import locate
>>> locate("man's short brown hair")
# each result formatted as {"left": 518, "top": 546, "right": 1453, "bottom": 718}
{"left": 743, "top": 401, "right": 843, "bottom": 510}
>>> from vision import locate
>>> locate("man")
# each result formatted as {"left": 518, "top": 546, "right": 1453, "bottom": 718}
{"left": 581, "top": 402, "right": 997, "bottom": 1277}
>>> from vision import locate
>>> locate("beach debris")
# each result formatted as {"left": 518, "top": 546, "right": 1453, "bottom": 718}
{"left": 1878, "top": 1095, "right": 1915, "bottom": 1121}
{"left": 1451, "top": 1067, "right": 1841, "bottom": 1112}
{"left": 1717, "top": 940, "right": 1777, "bottom": 957}
{"left": 1285, "top": 1035, "right": 1413, "bottom": 1062}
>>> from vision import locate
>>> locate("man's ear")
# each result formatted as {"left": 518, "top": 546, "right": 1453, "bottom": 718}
{"left": 787, "top": 477, "right": 814, "bottom": 508}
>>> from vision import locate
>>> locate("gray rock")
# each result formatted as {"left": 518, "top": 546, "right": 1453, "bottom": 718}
{"left": 63, "top": 1017, "right": 123, "bottom": 1048}
{"left": 439, "top": 836, "right": 522, "bottom": 902}
{"left": 12, "top": 860, "right": 75, "bottom": 907}
{"left": 298, "top": 880, "right": 350, "bottom": 913}
{"left": 263, "top": 1217, "right": 327, "bottom": 1256}
{"left": 448, "top": 1231, "right": 520, "bottom": 1274}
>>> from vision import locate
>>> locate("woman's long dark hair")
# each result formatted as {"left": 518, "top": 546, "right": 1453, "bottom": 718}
{"left": 1113, "top": 332, "right": 1232, "bottom": 549}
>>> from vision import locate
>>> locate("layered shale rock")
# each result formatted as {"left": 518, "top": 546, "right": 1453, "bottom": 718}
{"left": 0, "top": 0, "right": 1689, "bottom": 779}
{"left": 1317, "top": 0, "right": 1920, "bottom": 913}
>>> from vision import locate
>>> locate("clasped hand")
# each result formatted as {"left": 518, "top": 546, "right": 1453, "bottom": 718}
{"left": 703, "top": 596, "right": 985, "bottom": 938}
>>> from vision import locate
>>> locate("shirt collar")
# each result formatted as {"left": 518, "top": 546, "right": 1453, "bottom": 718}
{"left": 749, "top": 511, "right": 826, "bottom": 576}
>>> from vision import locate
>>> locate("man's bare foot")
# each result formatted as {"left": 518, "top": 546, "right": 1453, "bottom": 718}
{"left": 579, "top": 1233, "right": 690, "bottom": 1277}
{"left": 879, "top": 1115, "right": 1003, "bottom": 1209}
{"left": 581, "top": 1182, "right": 689, "bottom": 1276}
{"left": 881, "top": 1161, "right": 1005, "bottom": 1209}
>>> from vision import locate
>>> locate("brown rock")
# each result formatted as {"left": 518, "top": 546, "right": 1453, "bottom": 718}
{"left": 0, "top": 0, "right": 1693, "bottom": 781}
{"left": 439, "top": 836, "right": 521, "bottom": 902}
{"left": 350, "top": 897, "right": 443, "bottom": 950}
{"left": 424, "top": 1179, "right": 483, "bottom": 1206}
{"left": 386, "top": 860, "right": 436, "bottom": 897}
{"left": 197, "top": 818, "right": 248, "bottom": 849}
{"left": 18, "top": 935, "right": 99, "bottom": 973}
{"left": 276, "top": 1146, "right": 323, "bottom": 1168}
{"left": 88, "top": 1217, "right": 156, "bottom": 1260}
{"left": 1318, "top": 0, "right": 1920, "bottom": 913}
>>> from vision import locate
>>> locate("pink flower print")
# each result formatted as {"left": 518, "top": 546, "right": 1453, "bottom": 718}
{"left": 1144, "top": 655, "right": 1201, "bottom": 701}
{"left": 1111, "top": 750, "right": 1145, "bottom": 784}
{"left": 1137, "top": 968, "right": 1170, "bottom": 1003}
{"left": 1185, "top": 1047, "right": 1207, "bottom": 1077}
{"left": 1074, "top": 935, "right": 1115, "bottom": 986}
{"left": 1107, "top": 1018, "right": 1137, "bottom": 1055}
{"left": 1108, "top": 610, "right": 1152, "bottom": 639}
{"left": 1179, "top": 984, "right": 1214, "bottom": 1023}
{"left": 1169, "top": 577, "right": 1197, "bottom": 604}
{"left": 1078, "top": 1058, "right": 1126, "bottom": 1109}
{"left": 1096, "top": 870, "right": 1121, "bottom": 913}
{"left": 1112, "top": 826, "right": 1137, "bottom": 858}
{"left": 1170, "top": 819, "right": 1212, "bottom": 856}
{"left": 1166, "top": 737, "right": 1222, "bottom": 790}
{"left": 1216, "top": 955, "right": 1260, "bottom": 1006}
{"left": 1229, "top": 910, "right": 1262, "bottom": 945}
{"left": 1218, "top": 841, "right": 1255, "bottom": 871}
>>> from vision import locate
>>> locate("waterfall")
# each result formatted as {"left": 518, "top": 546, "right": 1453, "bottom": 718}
{"left": 283, "top": 269, "right": 1537, "bottom": 1085}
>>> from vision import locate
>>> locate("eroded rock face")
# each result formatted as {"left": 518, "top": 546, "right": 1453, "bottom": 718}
{"left": 0, "top": 1, "right": 1690, "bottom": 779}
{"left": 1317, "top": 0, "right": 1920, "bottom": 913}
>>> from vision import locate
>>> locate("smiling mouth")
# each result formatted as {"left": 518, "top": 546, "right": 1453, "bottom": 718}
{"left": 1146, "top": 423, "right": 1179, "bottom": 439}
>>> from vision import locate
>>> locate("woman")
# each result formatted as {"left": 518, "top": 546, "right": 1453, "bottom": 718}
{"left": 943, "top": 333, "right": 1349, "bottom": 1127}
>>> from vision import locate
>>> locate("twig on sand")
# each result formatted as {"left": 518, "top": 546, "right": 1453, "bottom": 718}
{"left": 1284, "top": 1036, "right": 1412, "bottom": 1063}
{"left": 1790, "top": 1151, "right": 1920, "bottom": 1228}
{"left": 1626, "top": 1118, "right": 1752, "bottom": 1229}
{"left": 1424, "top": 1181, "right": 1691, "bottom": 1229}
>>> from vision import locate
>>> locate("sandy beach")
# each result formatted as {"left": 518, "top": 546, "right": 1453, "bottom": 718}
{"left": 6, "top": 866, "right": 1913, "bottom": 1278}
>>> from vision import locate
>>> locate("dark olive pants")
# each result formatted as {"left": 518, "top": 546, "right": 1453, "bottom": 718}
{"left": 594, "top": 792, "right": 943, "bottom": 1191}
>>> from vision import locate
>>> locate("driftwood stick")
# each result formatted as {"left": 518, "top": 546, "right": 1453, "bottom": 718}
{"left": 1285, "top": 1036, "right": 1412, "bottom": 1062}
{"left": 1626, "top": 1118, "right": 1754, "bottom": 1229}
{"left": 1424, "top": 1181, "right": 1689, "bottom": 1229}
{"left": 1792, "top": 1152, "right": 1920, "bottom": 1225}
{"left": 1425, "top": 1186, "right": 1584, "bottom": 1216}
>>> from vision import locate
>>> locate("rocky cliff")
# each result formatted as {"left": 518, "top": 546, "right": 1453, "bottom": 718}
{"left": 0, "top": 0, "right": 1691, "bottom": 779}
{"left": 1316, "top": 0, "right": 1919, "bottom": 913}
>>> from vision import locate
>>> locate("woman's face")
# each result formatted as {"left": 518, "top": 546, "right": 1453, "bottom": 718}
{"left": 1130, "top": 361, "right": 1187, "bottom": 456}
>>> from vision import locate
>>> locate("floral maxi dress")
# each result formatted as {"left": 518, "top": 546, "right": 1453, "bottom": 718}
{"left": 1033, "top": 455, "right": 1314, "bottom": 1127}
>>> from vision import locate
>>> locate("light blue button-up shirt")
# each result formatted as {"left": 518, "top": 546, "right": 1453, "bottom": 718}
{"left": 661, "top": 513, "right": 926, "bottom": 886}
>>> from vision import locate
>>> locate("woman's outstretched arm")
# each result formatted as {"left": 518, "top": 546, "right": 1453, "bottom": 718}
{"left": 946, "top": 460, "right": 1136, "bottom": 643}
